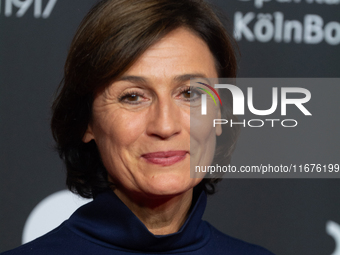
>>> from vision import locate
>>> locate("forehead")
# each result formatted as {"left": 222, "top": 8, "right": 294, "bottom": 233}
{"left": 121, "top": 27, "right": 218, "bottom": 82}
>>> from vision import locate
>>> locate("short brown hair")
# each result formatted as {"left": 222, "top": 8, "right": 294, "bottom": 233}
{"left": 51, "top": 0, "right": 239, "bottom": 198}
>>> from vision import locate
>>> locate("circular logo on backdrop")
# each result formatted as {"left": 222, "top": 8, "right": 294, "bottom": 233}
{"left": 326, "top": 221, "right": 340, "bottom": 255}
{"left": 22, "top": 190, "right": 92, "bottom": 244}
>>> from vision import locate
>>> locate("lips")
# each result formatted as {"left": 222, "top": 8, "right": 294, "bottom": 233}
{"left": 142, "top": 151, "right": 187, "bottom": 166}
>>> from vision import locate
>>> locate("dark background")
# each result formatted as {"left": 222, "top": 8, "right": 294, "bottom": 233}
{"left": 1, "top": 0, "right": 339, "bottom": 254}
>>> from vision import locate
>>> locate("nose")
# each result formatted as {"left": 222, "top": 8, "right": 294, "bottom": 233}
{"left": 146, "top": 97, "right": 182, "bottom": 139}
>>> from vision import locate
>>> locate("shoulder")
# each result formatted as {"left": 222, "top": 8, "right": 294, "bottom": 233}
{"left": 204, "top": 222, "right": 275, "bottom": 255}
{"left": 0, "top": 223, "right": 84, "bottom": 255}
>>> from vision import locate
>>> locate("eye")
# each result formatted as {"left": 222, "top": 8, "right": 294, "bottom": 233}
{"left": 119, "top": 91, "right": 145, "bottom": 104}
{"left": 179, "top": 86, "right": 202, "bottom": 101}
{"left": 182, "top": 88, "right": 192, "bottom": 99}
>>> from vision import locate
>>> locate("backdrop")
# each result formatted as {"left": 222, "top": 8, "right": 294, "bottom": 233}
{"left": 1, "top": 0, "right": 339, "bottom": 254}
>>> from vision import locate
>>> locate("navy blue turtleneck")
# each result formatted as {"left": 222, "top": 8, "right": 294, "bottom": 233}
{"left": 2, "top": 190, "right": 274, "bottom": 254}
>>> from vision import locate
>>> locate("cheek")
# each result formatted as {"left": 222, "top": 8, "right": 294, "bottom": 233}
{"left": 93, "top": 110, "right": 147, "bottom": 154}
{"left": 190, "top": 102, "right": 219, "bottom": 165}
{"left": 190, "top": 103, "right": 219, "bottom": 143}
{"left": 114, "top": 114, "right": 146, "bottom": 143}
{"left": 92, "top": 110, "right": 149, "bottom": 185}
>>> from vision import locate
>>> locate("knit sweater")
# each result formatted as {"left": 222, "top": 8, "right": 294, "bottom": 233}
{"left": 2, "top": 190, "right": 274, "bottom": 254}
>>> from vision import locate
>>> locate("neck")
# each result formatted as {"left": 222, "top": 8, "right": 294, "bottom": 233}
{"left": 113, "top": 188, "right": 193, "bottom": 235}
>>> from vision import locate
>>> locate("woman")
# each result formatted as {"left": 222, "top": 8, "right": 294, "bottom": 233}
{"left": 2, "top": 0, "right": 274, "bottom": 254}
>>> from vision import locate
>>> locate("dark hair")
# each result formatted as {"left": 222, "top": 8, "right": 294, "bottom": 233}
{"left": 51, "top": 0, "right": 239, "bottom": 198}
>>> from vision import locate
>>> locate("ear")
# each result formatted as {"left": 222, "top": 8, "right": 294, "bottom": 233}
{"left": 215, "top": 106, "right": 222, "bottom": 136}
{"left": 82, "top": 125, "right": 95, "bottom": 143}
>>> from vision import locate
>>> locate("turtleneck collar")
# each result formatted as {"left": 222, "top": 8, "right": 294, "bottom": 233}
{"left": 66, "top": 189, "right": 211, "bottom": 253}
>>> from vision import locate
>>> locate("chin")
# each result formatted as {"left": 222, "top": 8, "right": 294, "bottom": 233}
{"left": 141, "top": 174, "right": 200, "bottom": 197}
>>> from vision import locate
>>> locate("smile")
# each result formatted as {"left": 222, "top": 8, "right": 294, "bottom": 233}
{"left": 141, "top": 151, "right": 187, "bottom": 166}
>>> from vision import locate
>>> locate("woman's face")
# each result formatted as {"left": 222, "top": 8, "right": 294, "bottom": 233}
{"left": 83, "top": 28, "right": 221, "bottom": 198}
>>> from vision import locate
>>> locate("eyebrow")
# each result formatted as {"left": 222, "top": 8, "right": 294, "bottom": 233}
{"left": 118, "top": 75, "right": 148, "bottom": 84}
{"left": 117, "top": 73, "right": 209, "bottom": 84}
{"left": 174, "top": 73, "right": 208, "bottom": 83}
